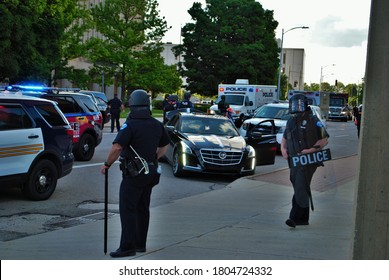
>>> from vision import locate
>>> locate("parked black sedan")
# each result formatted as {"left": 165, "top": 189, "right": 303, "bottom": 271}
{"left": 163, "top": 112, "right": 277, "bottom": 177}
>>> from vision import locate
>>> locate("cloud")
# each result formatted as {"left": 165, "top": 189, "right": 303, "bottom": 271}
{"left": 311, "top": 16, "right": 368, "bottom": 48}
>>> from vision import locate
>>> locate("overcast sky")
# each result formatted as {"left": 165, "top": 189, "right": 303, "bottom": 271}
{"left": 157, "top": 0, "right": 371, "bottom": 85}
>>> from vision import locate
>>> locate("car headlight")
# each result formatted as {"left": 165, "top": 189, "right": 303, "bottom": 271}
{"left": 180, "top": 141, "right": 192, "bottom": 154}
{"left": 209, "top": 109, "right": 215, "bottom": 114}
{"left": 247, "top": 145, "right": 255, "bottom": 157}
{"left": 241, "top": 122, "right": 249, "bottom": 131}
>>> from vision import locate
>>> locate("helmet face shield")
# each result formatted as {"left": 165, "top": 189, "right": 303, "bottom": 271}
{"left": 289, "top": 94, "right": 307, "bottom": 114}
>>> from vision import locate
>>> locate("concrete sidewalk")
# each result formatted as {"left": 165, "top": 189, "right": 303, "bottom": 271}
{"left": 0, "top": 156, "right": 357, "bottom": 260}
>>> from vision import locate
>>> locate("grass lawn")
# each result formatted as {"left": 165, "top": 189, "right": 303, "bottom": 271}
{"left": 120, "top": 108, "right": 163, "bottom": 118}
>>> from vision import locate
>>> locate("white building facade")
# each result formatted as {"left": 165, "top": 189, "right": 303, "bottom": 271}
{"left": 280, "top": 48, "right": 306, "bottom": 96}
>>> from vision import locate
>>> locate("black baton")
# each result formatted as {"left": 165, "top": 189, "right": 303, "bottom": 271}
{"left": 308, "top": 189, "right": 314, "bottom": 211}
{"left": 104, "top": 169, "right": 108, "bottom": 255}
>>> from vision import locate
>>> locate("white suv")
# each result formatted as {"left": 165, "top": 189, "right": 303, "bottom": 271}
{"left": 0, "top": 94, "right": 74, "bottom": 200}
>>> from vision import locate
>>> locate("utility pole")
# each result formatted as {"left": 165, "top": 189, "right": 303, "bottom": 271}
{"left": 352, "top": 0, "right": 389, "bottom": 259}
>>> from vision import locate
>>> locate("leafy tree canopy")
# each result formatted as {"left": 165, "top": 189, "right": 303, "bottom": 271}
{"left": 0, "top": 0, "right": 80, "bottom": 84}
{"left": 174, "top": 0, "right": 279, "bottom": 96}
{"left": 81, "top": 0, "right": 180, "bottom": 100}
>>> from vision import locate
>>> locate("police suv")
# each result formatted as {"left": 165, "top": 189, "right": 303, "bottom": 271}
{"left": 5, "top": 86, "right": 103, "bottom": 161}
{"left": 0, "top": 94, "right": 74, "bottom": 200}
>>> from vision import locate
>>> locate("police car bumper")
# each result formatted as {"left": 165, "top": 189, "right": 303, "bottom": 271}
{"left": 61, "top": 156, "right": 74, "bottom": 178}
{"left": 328, "top": 115, "right": 347, "bottom": 120}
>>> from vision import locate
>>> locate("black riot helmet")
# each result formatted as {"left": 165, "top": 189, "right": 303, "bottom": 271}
{"left": 183, "top": 91, "right": 191, "bottom": 100}
{"left": 289, "top": 93, "right": 308, "bottom": 114}
{"left": 128, "top": 89, "right": 150, "bottom": 107}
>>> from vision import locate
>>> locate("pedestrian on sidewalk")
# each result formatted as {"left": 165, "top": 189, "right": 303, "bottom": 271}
{"left": 281, "top": 94, "right": 329, "bottom": 228}
{"left": 100, "top": 89, "right": 170, "bottom": 258}
{"left": 108, "top": 93, "right": 125, "bottom": 133}
{"left": 355, "top": 105, "right": 362, "bottom": 138}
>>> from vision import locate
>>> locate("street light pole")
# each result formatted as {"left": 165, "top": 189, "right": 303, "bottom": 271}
{"left": 319, "top": 64, "right": 335, "bottom": 92}
{"left": 277, "top": 26, "right": 309, "bottom": 100}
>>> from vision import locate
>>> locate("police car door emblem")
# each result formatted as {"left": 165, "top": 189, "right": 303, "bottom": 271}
{"left": 219, "top": 151, "right": 227, "bottom": 159}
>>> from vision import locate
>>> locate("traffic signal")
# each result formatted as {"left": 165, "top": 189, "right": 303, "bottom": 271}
{"left": 335, "top": 79, "right": 338, "bottom": 86}
{"left": 294, "top": 81, "right": 298, "bottom": 87}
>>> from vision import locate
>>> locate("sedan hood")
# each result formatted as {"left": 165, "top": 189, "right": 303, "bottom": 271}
{"left": 185, "top": 134, "right": 246, "bottom": 150}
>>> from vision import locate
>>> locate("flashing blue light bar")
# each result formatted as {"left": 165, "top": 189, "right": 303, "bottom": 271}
{"left": 6, "top": 85, "right": 51, "bottom": 91}
{"left": 19, "top": 85, "right": 46, "bottom": 90}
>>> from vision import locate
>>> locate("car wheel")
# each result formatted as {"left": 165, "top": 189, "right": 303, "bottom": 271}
{"left": 172, "top": 150, "right": 185, "bottom": 177}
{"left": 74, "top": 133, "right": 96, "bottom": 161}
{"left": 23, "top": 159, "right": 58, "bottom": 201}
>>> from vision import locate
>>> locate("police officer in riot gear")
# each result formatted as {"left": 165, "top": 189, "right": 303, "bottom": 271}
{"left": 178, "top": 91, "right": 194, "bottom": 109}
{"left": 281, "top": 94, "right": 329, "bottom": 228}
{"left": 218, "top": 95, "right": 229, "bottom": 114}
{"left": 100, "top": 89, "right": 170, "bottom": 258}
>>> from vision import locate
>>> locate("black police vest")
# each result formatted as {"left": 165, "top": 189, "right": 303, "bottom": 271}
{"left": 109, "top": 98, "right": 122, "bottom": 114}
{"left": 218, "top": 100, "right": 228, "bottom": 113}
{"left": 285, "top": 113, "right": 321, "bottom": 157}
{"left": 180, "top": 100, "right": 190, "bottom": 108}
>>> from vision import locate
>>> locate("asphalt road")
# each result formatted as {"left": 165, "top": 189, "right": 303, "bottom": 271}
{"left": 0, "top": 119, "right": 358, "bottom": 241}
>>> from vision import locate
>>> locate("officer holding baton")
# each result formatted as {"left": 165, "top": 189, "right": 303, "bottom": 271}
{"left": 281, "top": 94, "right": 329, "bottom": 228}
{"left": 100, "top": 89, "right": 170, "bottom": 258}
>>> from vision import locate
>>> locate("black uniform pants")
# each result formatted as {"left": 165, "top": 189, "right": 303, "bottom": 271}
{"left": 111, "top": 111, "right": 121, "bottom": 132}
{"left": 118, "top": 166, "right": 159, "bottom": 251}
{"left": 289, "top": 165, "right": 317, "bottom": 223}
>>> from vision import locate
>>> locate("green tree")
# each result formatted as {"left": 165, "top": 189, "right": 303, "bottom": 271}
{"left": 334, "top": 80, "right": 345, "bottom": 93}
{"left": 82, "top": 0, "right": 179, "bottom": 101}
{"left": 0, "top": 0, "right": 80, "bottom": 84}
{"left": 174, "top": 0, "right": 279, "bottom": 96}
{"left": 304, "top": 83, "right": 320, "bottom": 91}
{"left": 304, "top": 80, "right": 364, "bottom": 106}
{"left": 128, "top": 52, "right": 182, "bottom": 98}
{"left": 345, "top": 81, "right": 364, "bottom": 105}
{"left": 57, "top": 1, "right": 92, "bottom": 87}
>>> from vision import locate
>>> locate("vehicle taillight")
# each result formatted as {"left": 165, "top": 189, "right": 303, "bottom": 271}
{"left": 66, "top": 128, "right": 74, "bottom": 138}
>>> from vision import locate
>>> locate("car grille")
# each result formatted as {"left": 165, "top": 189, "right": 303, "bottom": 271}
{"left": 200, "top": 149, "right": 244, "bottom": 166}
{"left": 330, "top": 108, "right": 341, "bottom": 114}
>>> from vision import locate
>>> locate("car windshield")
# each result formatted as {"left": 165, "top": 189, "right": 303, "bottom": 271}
{"left": 216, "top": 95, "right": 244, "bottom": 106}
{"left": 180, "top": 117, "right": 239, "bottom": 137}
{"left": 330, "top": 98, "right": 345, "bottom": 106}
{"left": 253, "top": 105, "right": 291, "bottom": 120}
